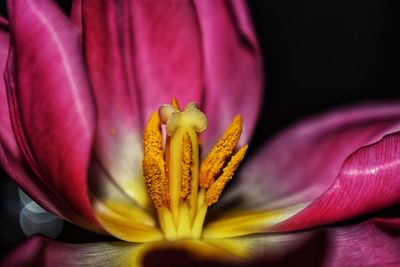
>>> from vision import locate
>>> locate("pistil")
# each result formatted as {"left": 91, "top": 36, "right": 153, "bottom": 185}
{"left": 142, "top": 100, "right": 247, "bottom": 241}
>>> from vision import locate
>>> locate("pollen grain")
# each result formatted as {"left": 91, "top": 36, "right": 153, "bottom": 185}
{"left": 205, "top": 145, "right": 248, "bottom": 206}
{"left": 180, "top": 133, "right": 192, "bottom": 202}
{"left": 199, "top": 115, "right": 243, "bottom": 188}
{"left": 143, "top": 112, "right": 168, "bottom": 208}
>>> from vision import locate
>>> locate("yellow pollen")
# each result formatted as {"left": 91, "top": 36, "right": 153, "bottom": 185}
{"left": 142, "top": 112, "right": 168, "bottom": 208}
{"left": 180, "top": 133, "right": 192, "bottom": 202}
{"left": 142, "top": 101, "right": 247, "bottom": 240}
{"left": 199, "top": 115, "right": 243, "bottom": 188}
{"left": 205, "top": 145, "right": 248, "bottom": 206}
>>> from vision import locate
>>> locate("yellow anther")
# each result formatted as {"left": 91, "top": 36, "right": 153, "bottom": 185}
{"left": 205, "top": 145, "right": 248, "bottom": 206}
{"left": 200, "top": 115, "right": 243, "bottom": 188}
{"left": 180, "top": 133, "right": 192, "bottom": 202}
{"left": 142, "top": 112, "right": 168, "bottom": 208}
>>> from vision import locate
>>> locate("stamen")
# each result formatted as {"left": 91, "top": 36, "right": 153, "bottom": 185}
{"left": 180, "top": 133, "right": 192, "bottom": 202}
{"left": 200, "top": 115, "right": 243, "bottom": 188}
{"left": 142, "top": 112, "right": 168, "bottom": 208}
{"left": 142, "top": 100, "right": 248, "bottom": 241}
{"left": 205, "top": 145, "right": 248, "bottom": 206}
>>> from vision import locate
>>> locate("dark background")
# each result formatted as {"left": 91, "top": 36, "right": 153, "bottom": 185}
{"left": 249, "top": 0, "right": 400, "bottom": 145}
{"left": 1, "top": 0, "right": 400, "bottom": 256}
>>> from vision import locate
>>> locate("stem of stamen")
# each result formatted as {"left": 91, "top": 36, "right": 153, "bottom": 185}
{"left": 159, "top": 207, "right": 177, "bottom": 241}
{"left": 169, "top": 128, "right": 184, "bottom": 223}
{"left": 176, "top": 202, "right": 191, "bottom": 239}
{"left": 191, "top": 204, "right": 208, "bottom": 239}
{"left": 187, "top": 129, "right": 200, "bottom": 220}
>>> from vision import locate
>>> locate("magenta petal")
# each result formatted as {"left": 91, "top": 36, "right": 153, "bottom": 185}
{"left": 82, "top": 0, "right": 204, "bottom": 128}
{"left": 0, "top": 16, "right": 68, "bottom": 222}
{"left": 70, "top": 0, "right": 82, "bottom": 31}
{"left": 277, "top": 131, "right": 400, "bottom": 231}
{"left": 1, "top": 88, "right": 95, "bottom": 228}
{"left": 79, "top": 1, "right": 204, "bottom": 205}
{"left": 194, "top": 0, "right": 263, "bottom": 149}
{"left": 321, "top": 217, "right": 400, "bottom": 266}
{"left": 231, "top": 103, "right": 400, "bottom": 228}
{"left": 80, "top": 0, "right": 147, "bottom": 205}
{"left": 5, "top": 0, "right": 97, "bottom": 225}
{"left": 129, "top": 1, "right": 203, "bottom": 118}
{"left": 1, "top": 235, "right": 45, "bottom": 267}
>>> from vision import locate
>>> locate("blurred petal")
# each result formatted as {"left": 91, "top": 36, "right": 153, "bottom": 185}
{"left": 205, "top": 217, "right": 400, "bottom": 267}
{"left": 203, "top": 203, "right": 306, "bottom": 239}
{"left": 129, "top": 1, "right": 203, "bottom": 119}
{"left": 80, "top": 0, "right": 146, "bottom": 206}
{"left": 194, "top": 0, "right": 263, "bottom": 149}
{"left": 223, "top": 103, "right": 400, "bottom": 229}
{"left": 92, "top": 198, "right": 164, "bottom": 243}
{"left": 70, "top": 0, "right": 82, "bottom": 32}
{"left": 5, "top": 0, "right": 97, "bottom": 225}
{"left": 321, "top": 217, "right": 400, "bottom": 267}
{"left": 1, "top": 235, "right": 146, "bottom": 267}
{"left": 5, "top": 219, "right": 396, "bottom": 266}
{"left": 3, "top": 234, "right": 301, "bottom": 267}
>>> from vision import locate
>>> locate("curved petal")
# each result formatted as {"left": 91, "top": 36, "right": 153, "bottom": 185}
{"left": 277, "top": 131, "right": 400, "bottom": 231}
{"left": 70, "top": 0, "right": 82, "bottom": 32}
{"left": 193, "top": 0, "right": 263, "bottom": 149}
{"left": 79, "top": 0, "right": 203, "bottom": 206}
{"left": 5, "top": 0, "right": 97, "bottom": 225}
{"left": 0, "top": 16, "right": 89, "bottom": 227}
{"left": 207, "top": 217, "right": 400, "bottom": 266}
{"left": 223, "top": 103, "right": 400, "bottom": 225}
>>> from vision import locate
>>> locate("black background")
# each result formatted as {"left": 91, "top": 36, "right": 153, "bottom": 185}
{"left": 1, "top": 0, "right": 400, "bottom": 257}
{"left": 249, "top": 0, "right": 400, "bottom": 145}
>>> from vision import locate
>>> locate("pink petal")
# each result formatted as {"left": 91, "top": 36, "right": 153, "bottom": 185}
{"left": 0, "top": 15, "right": 95, "bottom": 230}
{"left": 0, "top": 16, "right": 67, "bottom": 221}
{"left": 70, "top": 0, "right": 82, "bottom": 32}
{"left": 5, "top": 0, "right": 97, "bottom": 225}
{"left": 194, "top": 0, "right": 263, "bottom": 149}
{"left": 128, "top": 1, "right": 203, "bottom": 119}
{"left": 80, "top": 0, "right": 146, "bottom": 205}
{"left": 230, "top": 103, "right": 400, "bottom": 229}
{"left": 277, "top": 131, "right": 400, "bottom": 231}
{"left": 236, "top": 217, "right": 400, "bottom": 266}
{"left": 79, "top": 1, "right": 203, "bottom": 205}
{"left": 81, "top": 0, "right": 203, "bottom": 128}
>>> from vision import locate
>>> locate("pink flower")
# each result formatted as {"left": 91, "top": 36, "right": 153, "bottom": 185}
{"left": 1, "top": 0, "right": 400, "bottom": 266}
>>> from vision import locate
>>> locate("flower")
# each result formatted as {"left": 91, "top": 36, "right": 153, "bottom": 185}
{"left": 1, "top": 0, "right": 400, "bottom": 266}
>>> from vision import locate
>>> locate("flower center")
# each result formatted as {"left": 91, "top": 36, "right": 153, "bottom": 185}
{"left": 142, "top": 99, "right": 247, "bottom": 241}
